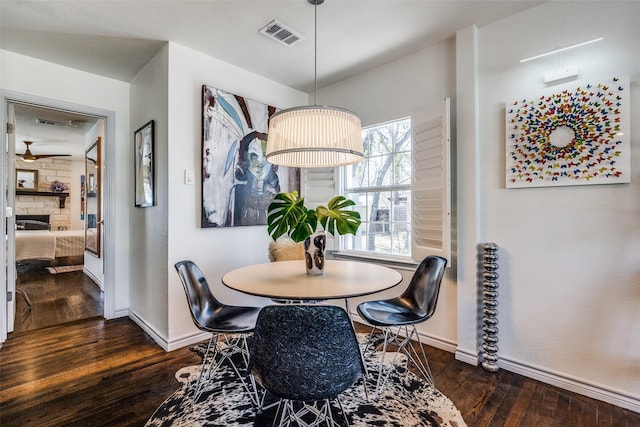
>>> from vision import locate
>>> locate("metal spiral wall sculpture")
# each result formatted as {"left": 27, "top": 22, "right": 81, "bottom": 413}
{"left": 481, "top": 243, "right": 500, "bottom": 372}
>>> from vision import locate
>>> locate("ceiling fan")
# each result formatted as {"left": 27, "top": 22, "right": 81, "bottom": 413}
{"left": 17, "top": 141, "right": 71, "bottom": 162}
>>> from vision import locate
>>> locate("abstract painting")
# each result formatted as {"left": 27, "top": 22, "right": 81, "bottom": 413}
{"left": 506, "top": 76, "right": 629, "bottom": 188}
{"left": 201, "top": 85, "right": 299, "bottom": 228}
{"left": 134, "top": 120, "right": 155, "bottom": 207}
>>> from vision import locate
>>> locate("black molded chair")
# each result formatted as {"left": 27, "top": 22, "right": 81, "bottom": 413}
{"left": 175, "top": 260, "right": 261, "bottom": 403}
{"left": 250, "top": 305, "right": 366, "bottom": 427}
{"left": 357, "top": 255, "right": 447, "bottom": 393}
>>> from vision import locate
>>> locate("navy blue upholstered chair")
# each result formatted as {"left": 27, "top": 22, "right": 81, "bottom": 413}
{"left": 250, "top": 304, "right": 366, "bottom": 426}
{"left": 357, "top": 255, "right": 447, "bottom": 393}
{"left": 175, "top": 260, "right": 261, "bottom": 403}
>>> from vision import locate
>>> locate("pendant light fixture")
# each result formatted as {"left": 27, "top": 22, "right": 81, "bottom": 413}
{"left": 266, "top": 0, "right": 363, "bottom": 168}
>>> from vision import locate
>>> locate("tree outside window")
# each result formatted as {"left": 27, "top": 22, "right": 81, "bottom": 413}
{"left": 341, "top": 117, "right": 412, "bottom": 256}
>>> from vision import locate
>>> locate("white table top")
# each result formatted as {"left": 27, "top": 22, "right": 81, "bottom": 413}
{"left": 222, "top": 259, "right": 403, "bottom": 300}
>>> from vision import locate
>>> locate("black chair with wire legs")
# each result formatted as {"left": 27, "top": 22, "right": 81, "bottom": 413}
{"left": 175, "top": 260, "right": 261, "bottom": 404}
{"left": 356, "top": 255, "right": 447, "bottom": 394}
{"left": 250, "top": 304, "right": 366, "bottom": 427}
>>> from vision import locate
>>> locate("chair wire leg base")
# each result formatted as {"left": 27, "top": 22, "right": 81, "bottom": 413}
{"left": 189, "top": 334, "right": 216, "bottom": 403}
{"left": 373, "top": 325, "right": 434, "bottom": 396}
{"left": 221, "top": 334, "right": 261, "bottom": 408}
{"left": 361, "top": 325, "right": 379, "bottom": 356}
{"left": 188, "top": 333, "right": 261, "bottom": 407}
{"left": 275, "top": 399, "right": 347, "bottom": 427}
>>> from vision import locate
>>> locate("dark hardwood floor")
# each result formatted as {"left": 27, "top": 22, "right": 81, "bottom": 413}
{"left": 0, "top": 317, "right": 201, "bottom": 427}
{"left": 2, "top": 306, "right": 639, "bottom": 426}
{"left": 14, "top": 265, "right": 103, "bottom": 333}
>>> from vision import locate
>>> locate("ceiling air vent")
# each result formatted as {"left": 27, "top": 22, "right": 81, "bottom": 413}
{"left": 36, "top": 118, "right": 66, "bottom": 127}
{"left": 259, "top": 20, "right": 304, "bottom": 47}
{"left": 36, "top": 118, "right": 82, "bottom": 127}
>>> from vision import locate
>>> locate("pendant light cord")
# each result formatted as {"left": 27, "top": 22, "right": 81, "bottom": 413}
{"left": 313, "top": 0, "right": 318, "bottom": 106}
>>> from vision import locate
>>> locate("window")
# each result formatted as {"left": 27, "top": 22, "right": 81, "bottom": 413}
{"left": 337, "top": 98, "right": 451, "bottom": 262}
{"left": 341, "top": 118, "right": 413, "bottom": 257}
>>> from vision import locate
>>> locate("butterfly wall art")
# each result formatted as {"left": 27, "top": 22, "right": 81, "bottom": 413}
{"left": 506, "top": 76, "right": 629, "bottom": 188}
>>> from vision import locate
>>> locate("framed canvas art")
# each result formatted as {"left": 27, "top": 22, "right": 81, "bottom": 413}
{"left": 201, "top": 85, "right": 299, "bottom": 228}
{"left": 16, "top": 169, "right": 38, "bottom": 191}
{"left": 506, "top": 76, "right": 629, "bottom": 188}
{"left": 134, "top": 120, "right": 155, "bottom": 207}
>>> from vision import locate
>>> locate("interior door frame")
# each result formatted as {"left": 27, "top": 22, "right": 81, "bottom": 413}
{"left": 1, "top": 90, "right": 116, "bottom": 343}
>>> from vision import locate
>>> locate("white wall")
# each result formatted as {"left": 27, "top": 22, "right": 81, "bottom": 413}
{"left": 454, "top": 25, "right": 480, "bottom": 364}
{"left": 461, "top": 1, "right": 639, "bottom": 410}
{"left": 164, "top": 42, "right": 308, "bottom": 348}
{"left": 1, "top": 49, "right": 130, "bottom": 314}
{"left": 129, "top": 45, "right": 170, "bottom": 340}
{"left": 317, "top": 40, "right": 460, "bottom": 350}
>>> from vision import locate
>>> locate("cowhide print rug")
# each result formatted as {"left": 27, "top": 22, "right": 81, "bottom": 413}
{"left": 146, "top": 339, "right": 467, "bottom": 427}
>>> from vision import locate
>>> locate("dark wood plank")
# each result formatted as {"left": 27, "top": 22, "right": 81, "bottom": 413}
{"left": 0, "top": 318, "right": 201, "bottom": 427}
{"left": 500, "top": 378, "right": 538, "bottom": 427}
{"left": 14, "top": 268, "right": 102, "bottom": 333}
{"left": 352, "top": 324, "right": 640, "bottom": 427}
{"left": 1, "top": 319, "right": 639, "bottom": 426}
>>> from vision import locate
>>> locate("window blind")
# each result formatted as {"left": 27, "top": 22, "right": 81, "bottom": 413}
{"left": 411, "top": 98, "right": 451, "bottom": 261}
{"left": 301, "top": 167, "right": 336, "bottom": 209}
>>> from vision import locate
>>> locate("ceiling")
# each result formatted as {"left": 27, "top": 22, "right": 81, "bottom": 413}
{"left": 1, "top": 0, "right": 544, "bottom": 157}
{"left": 12, "top": 104, "right": 99, "bottom": 161}
{"left": 1, "top": 0, "right": 544, "bottom": 92}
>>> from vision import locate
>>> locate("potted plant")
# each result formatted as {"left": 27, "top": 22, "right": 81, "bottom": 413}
{"left": 267, "top": 191, "right": 361, "bottom": 274}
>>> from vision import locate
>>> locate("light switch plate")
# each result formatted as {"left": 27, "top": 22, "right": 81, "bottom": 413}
{"left": 184, "top": 170, "right": 194, "bottom": 185}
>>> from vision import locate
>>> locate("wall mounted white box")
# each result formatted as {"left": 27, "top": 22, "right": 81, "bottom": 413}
{"left": 544, "top": 68, "right": 578, "bottom": 83}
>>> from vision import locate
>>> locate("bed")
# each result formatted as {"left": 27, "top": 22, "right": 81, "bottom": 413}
{"left": 15, "top": 216, "right": 85, "bottom": 264}
{"left": 15, "top": 229, "right": 86, "bottom": 262}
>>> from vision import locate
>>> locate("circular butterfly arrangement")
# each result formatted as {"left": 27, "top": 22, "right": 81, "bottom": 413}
{"left": 507, "top": 77, "right": 625, "bottom": 186}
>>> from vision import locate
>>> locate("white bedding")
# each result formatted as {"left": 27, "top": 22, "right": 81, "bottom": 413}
{"left": 16, "top": 229, "right": 85, "bottom": 261}
{"left": 53, "top": 229, "right": 85, "bottom": 257}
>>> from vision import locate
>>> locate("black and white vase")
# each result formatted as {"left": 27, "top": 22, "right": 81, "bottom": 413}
{"left": 304, "top": 231, "right": 326, "bottom": 275}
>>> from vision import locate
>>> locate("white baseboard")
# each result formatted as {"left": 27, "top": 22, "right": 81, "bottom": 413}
{"left": 83, "top": 267, "right": 102, "bottom": 289}
{"left": 350, "top": 312, "right": 639, "bottom": 413}
{"left": 419, "top": 332, "right": 457, "bottom": 354}
{"left": 455, "top": 348, "right": 479, "bottom": 366}
{"left": 113, "top": 308, "right": 129, "bottom": 319}
{"left": 127, "top": 309, "right": 209, "bottom": 352}
{"left": 498, "top": 356, "right": 640, "bottom": 414}
{"left": 166, "top": 331, "right": 210, "bottom": 352}
{"left": 128, "top": 310, "right": 169, "bottom": 350}
{"left": 455, "top": 348, "right": 639, "bottom": 413}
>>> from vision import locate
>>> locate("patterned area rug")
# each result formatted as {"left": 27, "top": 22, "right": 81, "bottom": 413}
{"left": 146, "top": 339, "right": 467, "bottom": 427}
{"left": 45, "top": 265, "right": 84, "bottom": 274}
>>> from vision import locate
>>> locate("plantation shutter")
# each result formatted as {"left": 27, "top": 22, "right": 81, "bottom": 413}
{"left": 301, "top": 167, "right": 336, "bottom": 209}
{"left": 411, "top": 98, "right": 451, "bottom": 262}
{"left": 300, "top": 167, "right": 338, "bottom": 248}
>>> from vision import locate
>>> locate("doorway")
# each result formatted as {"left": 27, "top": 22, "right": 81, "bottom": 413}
{"left": 1, "top": 91, "right": 115, "bottom": 341}
{"left": 13, "top": 103, "right": 103, "bottom": 333}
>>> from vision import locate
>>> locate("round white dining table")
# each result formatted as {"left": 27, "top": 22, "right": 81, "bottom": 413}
{"left": 221, "top": 259, "right": 402, "bottom": 301}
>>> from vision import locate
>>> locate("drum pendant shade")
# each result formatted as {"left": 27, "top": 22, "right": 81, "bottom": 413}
{"left": 266, "top": 105, "right": 363, "bottom": 168}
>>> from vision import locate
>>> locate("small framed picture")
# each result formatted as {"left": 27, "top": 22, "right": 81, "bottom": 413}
{"left": 134, "top": 120, "right": 155, "bottom": 207}
{"left": 16, "top": 169, "right": 38, "bottom": 191}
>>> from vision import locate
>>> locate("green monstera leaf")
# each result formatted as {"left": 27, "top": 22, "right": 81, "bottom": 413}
{"left": 267, "top": 191, "right": 317, "bottom": 243}
{"left": 267, "top": 191, "right": 361, "bottom": 243}
{"left": 316, "top": 196, "right": 361, "bottom": 237}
